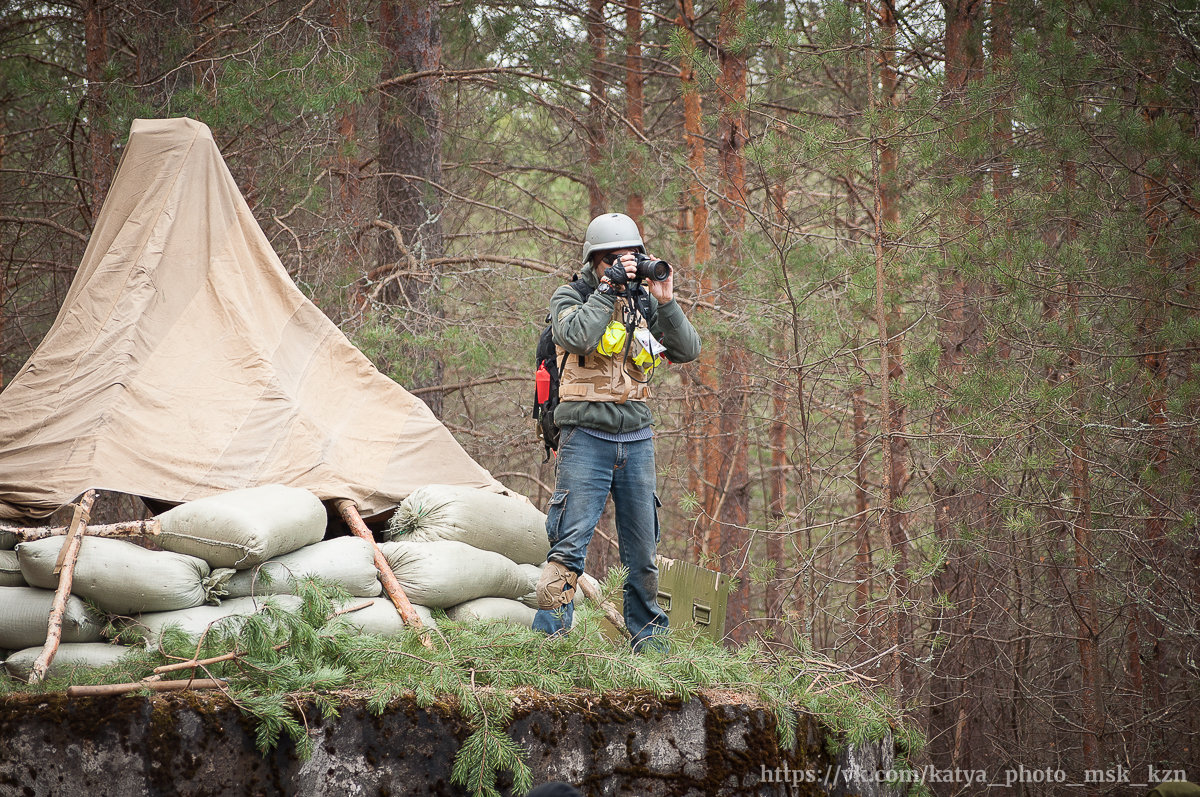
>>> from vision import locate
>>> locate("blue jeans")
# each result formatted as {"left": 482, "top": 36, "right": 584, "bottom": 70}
{"left": 532, "top": 426, "right": 667, "bottom": 651}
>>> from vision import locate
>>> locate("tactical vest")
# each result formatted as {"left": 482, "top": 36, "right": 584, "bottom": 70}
{"left": 558, "top": 297, "right": 652, "bottom": 405}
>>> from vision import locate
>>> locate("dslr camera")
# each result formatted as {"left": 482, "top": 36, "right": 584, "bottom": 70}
{"left": 606, "top": 251, "right": 671, "bottom": 284}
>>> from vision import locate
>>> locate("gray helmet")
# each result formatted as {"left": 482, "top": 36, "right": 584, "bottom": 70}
{"left": 581, "top": 213, "right": 645, "bottom": 265}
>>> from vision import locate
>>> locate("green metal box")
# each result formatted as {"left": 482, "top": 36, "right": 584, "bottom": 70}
{"left": 601, "top": 555, "right": 731, "bottom": 642}
{"left": 654, "top": 556, "right": 731, "bottom": 641}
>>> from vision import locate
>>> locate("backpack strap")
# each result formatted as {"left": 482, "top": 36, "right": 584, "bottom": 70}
{"left": 565, "top": 276, "right": 595, "bottom": 366}
{"left": 568, "top": 276, "right": 595, "bottom": 302}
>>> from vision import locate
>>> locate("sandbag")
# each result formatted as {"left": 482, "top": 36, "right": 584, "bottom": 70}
{"left": 378, "top": 540, "right": 533, "bottom": 608}
{"left": 157, "top": 485, "right": 326, "bottom": 569}
{"left": 0, "top": 586, "right": 103, "bottom": 649}
{"left": 129, "top": 595, "right": 303, "bottom": 647}
{"left": 0, "top": 550, "right": 25, "bottom": 587}
{"left": 0, "top": 529, "right": 16, "bottom": 551}
{"left": 387, "top": 485, "right": 550, "bottom": 565}
{"left": 18, "top": 536, "right": 231, "bottom": 615}
{"left": 3, "top": 642, "right": 136, "bottom": 681}
{"left": 225, "top": 537, "right": 382, "bottom": 598}
{"left": 446, "top": 597, "right": 536, "bottom": 628}
{"left": 330, "top": 598, "right": 437, "bottom": 636}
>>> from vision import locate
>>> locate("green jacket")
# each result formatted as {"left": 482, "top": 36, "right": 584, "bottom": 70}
{"left": 549, "top": 266, "right": 702, "bottom": 434}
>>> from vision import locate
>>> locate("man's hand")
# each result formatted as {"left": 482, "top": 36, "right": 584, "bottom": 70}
{"left": 643, "top": 254, "right": 674, "bottom": 304}
{"left": 603, "top": 262, "right": 630, "bottom": 289}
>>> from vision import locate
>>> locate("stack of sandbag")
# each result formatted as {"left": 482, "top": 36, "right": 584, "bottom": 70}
{"left": 382, "top": 486, "right": 619, "bottom": 631}
{"left": 0, "top": 483, "right": 579, "bottom": 671}
{"left": 116, "top": 486, "right": 429, "bottom": 646}
{"left": 124, "top": 486, "right": 342, "bottom": 644}
{"left": 0, "top": 486, "right": 352, "bottom": 658}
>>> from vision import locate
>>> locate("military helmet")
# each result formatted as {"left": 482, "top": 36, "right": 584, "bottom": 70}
{"left": 581, "top": 213, "right": 645, "bottom": 265}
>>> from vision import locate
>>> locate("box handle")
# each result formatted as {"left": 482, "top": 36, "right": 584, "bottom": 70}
{"left": 692, "top": 602, "right": 711, "bottom": 626}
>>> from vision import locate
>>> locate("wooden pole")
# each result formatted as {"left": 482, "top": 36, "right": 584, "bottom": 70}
{"left": 29, "top": 490, "right": 98, "bottom": 684}
{"left": 66, "top": 678, "right": 225, "bottom": 698}
{"left": 0, "top": 517, "right": 160, "bottom": 543}
{"left": 334, "top": 499, "right": 425, "bottom": 630}
{"left": 577, "top": 574, "right": 631, "bottom": 640}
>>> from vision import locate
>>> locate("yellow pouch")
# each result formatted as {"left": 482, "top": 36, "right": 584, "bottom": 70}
{"left": 630, "top": 329, "right": 662, "bottom": 373}
{"left": 597, "top": 321, "right": 628, "bottom": 356}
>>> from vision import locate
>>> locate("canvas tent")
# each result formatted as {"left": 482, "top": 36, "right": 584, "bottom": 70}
{"left": 0, "top": 117, "right": 505, "bottom": 521}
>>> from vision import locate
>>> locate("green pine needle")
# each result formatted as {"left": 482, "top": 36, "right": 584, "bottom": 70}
{"left": 1, "top": 577, "right": 911, "bottom": 797}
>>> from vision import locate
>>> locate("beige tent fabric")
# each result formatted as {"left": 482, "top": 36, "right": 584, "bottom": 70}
{"left": 0, "top": 118, "right": 505, "bottom": 520}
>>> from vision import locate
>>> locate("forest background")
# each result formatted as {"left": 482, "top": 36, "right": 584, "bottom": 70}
{"left": 2, "top": 0, "right": 1198, "bottom": 793}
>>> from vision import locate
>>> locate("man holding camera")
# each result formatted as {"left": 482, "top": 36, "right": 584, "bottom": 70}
{"left": 533, "top": 212, "right": 702, "bottom": 652}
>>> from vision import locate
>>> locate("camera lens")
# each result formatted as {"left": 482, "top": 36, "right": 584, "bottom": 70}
{"left": 633, "top": 253, "right": 671, "bottom": 281}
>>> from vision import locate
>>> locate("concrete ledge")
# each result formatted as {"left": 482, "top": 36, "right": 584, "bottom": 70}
{"left": 0, "top": 689, "right": 899, "bottom": 796}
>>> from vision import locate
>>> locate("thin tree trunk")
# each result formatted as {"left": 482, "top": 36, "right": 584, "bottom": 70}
{"left": 851, "top": 384, "right": 872, "bottom": 636}
{"left": 1068, "top": 286, "right": 1103, "bottom": 778}
{"left": 29, "top": 490, "right": 97, "bottom": 683}
{"left": 766, "top": 376, "right": 791, "bottom": 645}
{"left": 0, "top": 118, "right": 5, "bottom": 388}
{"left": 1059, "top": 20, "right": 1104, "bottom": 770}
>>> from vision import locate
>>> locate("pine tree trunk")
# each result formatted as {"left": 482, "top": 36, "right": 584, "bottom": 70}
{"left": 84, "top": 0, "right": 113, "bottom": 213}
{"left": 1140, "top": 149, "right": 1169, "bottom": 719}
{"left": 332, "top": 0, "right": 359, "bottom": 207}
{"left": 1068, "top": 280, "right": 1103, "bottom": 775}
{"left": 869, "top": 0, "right": 905, "bottom": 699}
{"left": 1060, "top": 26, "right": 1105, "bottom": 769}
{"left": 708, "top": 0, "right": 751, "bottom": 640}
{"left": 675, "top": 0, "right": 714, "bottom": 562}
{"left": 586, "top": 0, "right": 607, "bottom": 219}
{"left": 378, "top": 0, "right": 446, "bottom": 416}
{"left": 189, "top": 0, "right": 216, "bottom": 98}
{"left": 928, "top": 0, "right": 986, "bottom": 772}
{"left": 624, "top": 0, "right": 644, "bottom": 223}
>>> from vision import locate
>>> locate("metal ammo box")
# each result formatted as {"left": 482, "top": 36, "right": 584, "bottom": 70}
{"left": 601, "top": 555, "right": 731, "bottom": 642}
